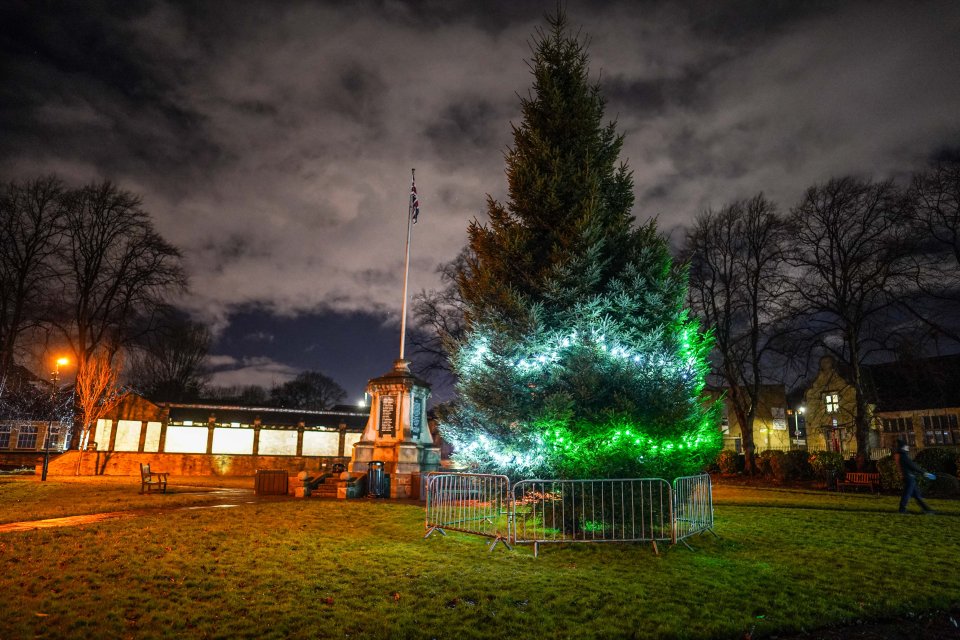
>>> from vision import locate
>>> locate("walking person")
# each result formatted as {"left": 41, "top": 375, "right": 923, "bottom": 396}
{"left": 895, "top": 438, "right": 936, "bottom": 514}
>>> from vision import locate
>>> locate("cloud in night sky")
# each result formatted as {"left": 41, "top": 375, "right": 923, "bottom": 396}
{"left": 2, "top": 0, "right": 959, "bottom": 396}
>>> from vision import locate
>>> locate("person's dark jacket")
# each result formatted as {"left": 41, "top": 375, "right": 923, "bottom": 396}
{"left": 897, "top": 446, "right": 923, "bottom": 479}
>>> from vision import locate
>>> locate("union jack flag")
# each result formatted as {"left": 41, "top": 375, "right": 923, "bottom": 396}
{"left": 410, "top": 179, "right": 420, "bottom": 224}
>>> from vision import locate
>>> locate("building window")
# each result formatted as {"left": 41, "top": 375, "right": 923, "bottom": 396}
{"left": 17, "top": 425, "right": 38, "bottom": 449}
{"left": 0, "top": 424, "right": 10, "bottom": 448}
{"left": 882, "top": 417, "right": 914, "bottom": 433}
{"left": 44, "top": 425, "right": 60, "bottom": 449}
{"left": 922, "top": 414, "right": 958, "bottom": 446}
{"left": 824, "top": 393, "right": 839, "bottom": 414}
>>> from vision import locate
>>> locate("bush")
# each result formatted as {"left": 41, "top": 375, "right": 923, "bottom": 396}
{"left": 877, "top": 454, "right": 945, "bottom": 494}
{"left": 808, "top": 451, "right": 845, "bottom": 487}
{"left": 755, "top": 451, "right": 773, "bottom": 477}
{"left": 877, "top": 456, "right": 901, "bottom": 491}
{"left": 715, "top": 450, "right": 742, "bottom": 476}
{"left": 928, "top": 472, "right": 960, "bottom": 497}
{"left": 914, "top": 447, "right": 958, "bottom": 476}
{"left": 759, "top": 450, "right": 788, "bottom": 482}
{"left": 784, "top": 450, "right": 813, "bottom": 480}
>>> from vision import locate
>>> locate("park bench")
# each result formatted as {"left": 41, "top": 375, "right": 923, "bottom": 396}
{"left": 139, "top": 463, "right": 169, "bottom": 494}
{"left": 838, "top": 472, "right": 880, "bottom": 493}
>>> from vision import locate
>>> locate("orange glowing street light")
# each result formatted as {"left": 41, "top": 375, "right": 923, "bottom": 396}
{"left": 42, "top": 356, "right": 70, "bottom": 482}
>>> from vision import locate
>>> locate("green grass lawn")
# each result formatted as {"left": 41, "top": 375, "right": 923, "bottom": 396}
{"left": 1, "top": 478, "right": 958, "bottom": 639}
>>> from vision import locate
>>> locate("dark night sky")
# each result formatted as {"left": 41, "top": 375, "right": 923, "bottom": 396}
{"left": 2, "top": 1, "right": 959, "bottom": 402}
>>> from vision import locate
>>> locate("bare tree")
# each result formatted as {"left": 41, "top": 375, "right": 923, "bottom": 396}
{"left": 203, "top": 384, "right": 270, "bottom": 406}
{"left": 269, "top": 371, "right": 346, "bottom": 410}
{"left": 56, "top": 181, "right": 187, "bottom": 361}
{"left": 912, "top": 160, "right": 960, "bottom": 266}
{"left": 903, "top": 161, "right": 960, "bottom": 343}
{"left": 411, "top": 248, "right": 470, "bottom": 378}
{"left": 53, "top": 181, "right": 185, "bottom": 446}
{"left": 0, "top": 176, "right": 66, "bottom": 380}
{"left": 786, "top": 177, "right": 917, "bottom": 469}
{"left": 128, "top": 308, "right": 211, "bottom": 401}
{"left": 74, "top": 348, "right": 125, "bottom": 474}
{"left": 685, "top": 194, "right": 787, "bottom": 474}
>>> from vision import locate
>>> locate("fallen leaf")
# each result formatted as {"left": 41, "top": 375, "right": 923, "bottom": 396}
{"left": 322, "top": 597, "right": 334, "bottom": 605}
{"left": 392, "top": 592, "right": 401, "bottom": 601}
{"left": 35, "top": 613, "right": 49, "bottom": 617}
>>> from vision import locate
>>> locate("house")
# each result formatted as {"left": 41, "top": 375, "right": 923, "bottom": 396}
{"left": 706, "top": 384, "right": 791, "bottom": 453}
{"left": 802, "top": 354, "right": 960, "bottom": 456}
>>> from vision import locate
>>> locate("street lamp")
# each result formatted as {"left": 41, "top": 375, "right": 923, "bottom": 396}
{"left": 794, "top": 406, "right": 805, "bottom": 447}
{"left": 41, "top": 356, "right": 69, "bottom": 482}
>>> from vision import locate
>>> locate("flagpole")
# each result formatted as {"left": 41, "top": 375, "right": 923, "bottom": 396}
{"left": 399, "top": 168, "right": 415, "bottom": 361}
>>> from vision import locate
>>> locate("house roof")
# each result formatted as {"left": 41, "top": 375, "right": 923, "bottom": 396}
{"left": 815, "top": 354, "right": 960, "bottom": 412}
{"left": 865, "top": 354, "right": 960, "bottom": 412}
{"left": 162, "top": 403, "right": 369, "bottom": 430}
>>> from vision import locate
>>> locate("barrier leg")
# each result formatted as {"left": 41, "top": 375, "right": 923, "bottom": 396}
{"left": 424, "top": 526, "right": 447, "bottom": 539}
{"left": 487, "top": 535, "right": 513, "bottom": 553}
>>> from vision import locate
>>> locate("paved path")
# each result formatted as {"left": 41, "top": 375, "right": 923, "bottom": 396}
{"left": 0, "top": 486, "right": 260, "bottom": 534}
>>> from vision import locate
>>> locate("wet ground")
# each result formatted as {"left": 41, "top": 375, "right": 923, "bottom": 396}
{"left": 0, "top": 486, "right": 256, "bottom": 533}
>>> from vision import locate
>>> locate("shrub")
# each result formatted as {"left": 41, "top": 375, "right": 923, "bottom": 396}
{"left": 759, "top": 450, "right": 788, "bottom": 483}
{"left": 784, "top": 450, "right": 813, "bottom": 480}
{"left": 928, "top": 472, "right": 960, "bottom": 497}
{"left": 716, "top": 450, "right": 742, "bottom": 476}
{"left": 808, "top": 451, "right": 845, "bottom": 487}
{"left": 755, "top": 451, "right": 773, "bottom": 477}
{"left": 877, "top": 455, "right": 901, "bottom": 491}
{"left": 878, "top": 454, "right": 945, "bottom": 494}
{"left": 914, "top": 447, "right": 958, "bottom": 476}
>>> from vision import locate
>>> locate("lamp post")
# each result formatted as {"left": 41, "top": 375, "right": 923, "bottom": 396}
{"left": 41, "top": 357, "right": 68, "bottom": 482}
{"left": 793, "top": 406, "right": 805, "bottom": 448}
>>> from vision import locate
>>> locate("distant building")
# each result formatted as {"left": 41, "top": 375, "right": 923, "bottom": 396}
{"left": 803, "top": 354, "right": 960, "bottom": 456}
{"left": 707, "top": 384, "right": 791, "bottom": 453}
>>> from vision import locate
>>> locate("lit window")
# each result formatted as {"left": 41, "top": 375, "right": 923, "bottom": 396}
{"left": 824, "top": 393, "right": 839, "bottom": 414}
{"left": 17, "top": 425, "right": 38, "bottom": 449}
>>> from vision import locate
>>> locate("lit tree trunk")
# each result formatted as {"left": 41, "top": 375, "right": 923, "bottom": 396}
{"left": 74, "top": 349, "right": 125, "bottom": 475}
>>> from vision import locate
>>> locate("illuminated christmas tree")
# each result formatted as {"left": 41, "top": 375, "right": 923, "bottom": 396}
{"left": 441, "top": 12, "right": 720, "bottom": 479}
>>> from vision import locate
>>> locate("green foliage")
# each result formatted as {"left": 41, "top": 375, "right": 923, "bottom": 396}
{"left": 716, "top": 450, "right": 742, "bottom": 475}
{"left": 784, "top": 450, "right": 813, "bottom": 480}
{"left": 878, "top": 454, "right": 948, "bottom": 493}
{"left": 808, "top": 451, "right": 845, "bottom": 485}
{"left": 757, "top": 450, "right": 782, "bottom": 480}
{"left": 442, "top": 11, "right": 720, "bottom": 480}
{"left": 877, "top": 455, "right": 901, "bottom": 491}
{"left": 928, "top": 473, "right": 960, "bottom": 497}
{"left": 914, "top": 447, "right": 958, "bottom": 476}
{"left": 759, "top": 450, "right": 810, "bottom": 483}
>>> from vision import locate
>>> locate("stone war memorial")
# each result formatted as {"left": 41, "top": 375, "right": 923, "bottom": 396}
{"left": 349, "top": 358, "right": 440, "bottom": 499}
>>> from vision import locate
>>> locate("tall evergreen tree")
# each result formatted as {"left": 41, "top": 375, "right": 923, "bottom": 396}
{"left": 442, "top": 13, "right": 719, "bottom": 479}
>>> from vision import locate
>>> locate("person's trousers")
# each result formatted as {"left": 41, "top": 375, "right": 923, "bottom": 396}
{"left": 899, "top": 475, "right": 932, "bottom": 512}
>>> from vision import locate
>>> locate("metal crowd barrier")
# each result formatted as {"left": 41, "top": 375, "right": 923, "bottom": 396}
{"left": 672, "top": 474, "right": 717, "bottom": 549}
{"left": 512, "top": 478, "right": 674, "bottom": 556}
{"left": 424, "top": 472, "right": 513, "bottom": 551}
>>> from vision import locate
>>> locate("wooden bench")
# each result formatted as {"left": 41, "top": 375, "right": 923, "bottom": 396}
{"left": 139, "top": 463, "right": 169, "bottom": 494}
{"left": 838, "top": 472, "right": 880, "bottom": 493}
